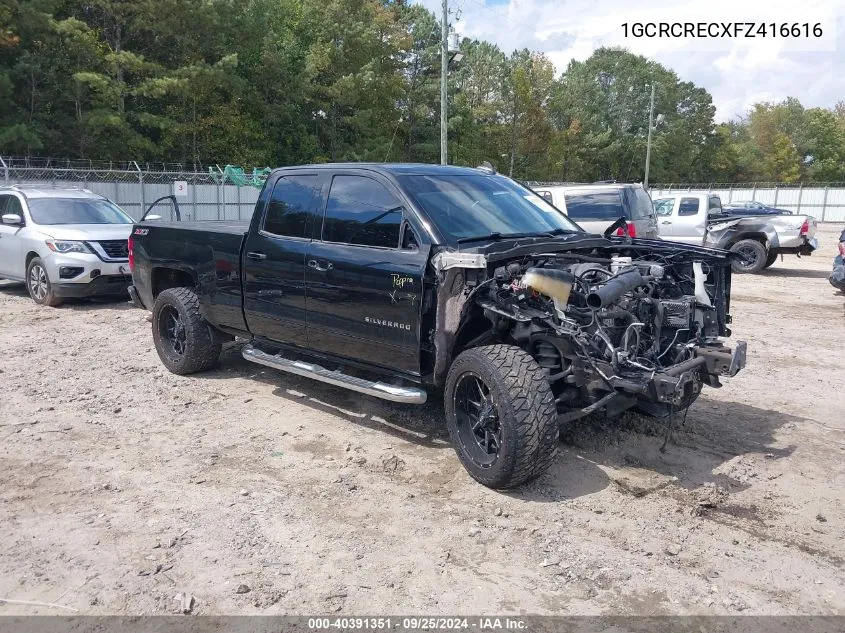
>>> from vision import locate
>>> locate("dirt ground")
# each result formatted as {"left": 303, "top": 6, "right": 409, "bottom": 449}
{"left": 1, "top": 224, "right": 843, "bottom": 616}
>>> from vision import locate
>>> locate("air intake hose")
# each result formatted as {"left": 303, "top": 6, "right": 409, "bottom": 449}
{"left": 586, "top": 269, "right": 646, "bottom": 310}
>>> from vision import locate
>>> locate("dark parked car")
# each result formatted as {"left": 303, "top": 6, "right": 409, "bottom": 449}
{"left": 129, "top": 163, "right": 746, "bottom": 489}
{"left": 830, "top": 227, "right": 845, "bottom": 292}
{"left": 722, "top": 200, "right": 793, "bottom": 216}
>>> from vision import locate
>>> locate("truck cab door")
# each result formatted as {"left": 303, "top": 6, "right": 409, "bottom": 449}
{"left": 242, "top": 172, "right": 325, "bottom": 348}
{"left": 653, "top": 197, "right": 677, "bottom": 239}
{"left": 669, "top": 196, "right": 707, "bottom": 245}
{"left": 304, "top": 172, "right": 430, "bottom": 377}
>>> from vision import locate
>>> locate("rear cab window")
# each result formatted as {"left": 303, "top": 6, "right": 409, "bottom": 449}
{"left": 708, "top": 196, "right": 722, "bottom": 213}
{"left": 322, "top": 175, "right": 403, "bottom": 249}
{"left": 562, "top": 189, "right": 624, "bottom": 221}
{"left": 262, "top": 175, "right": 322, "bottom": 238}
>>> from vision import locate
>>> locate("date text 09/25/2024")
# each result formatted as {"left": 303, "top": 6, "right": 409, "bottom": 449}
{"left": 307, "top": 617, "right": 529, "bottom": 631}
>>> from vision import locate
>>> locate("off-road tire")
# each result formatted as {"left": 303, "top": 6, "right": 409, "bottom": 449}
{"left": 152, "top": 287, "right": 221, "bottom": 375}
{"left": 444, "top": 345, "right": 558, "bottom": 489}
{"left": 26, "top": 257, "right": 63, "bottom": 307}
{"left": 730, "top": 239, "right": 768, "bottom": 274}
{"left": 763, "top": 251, "right": 779, "bottom": 269}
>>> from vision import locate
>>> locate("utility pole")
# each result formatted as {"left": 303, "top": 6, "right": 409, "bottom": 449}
{"left": 644, "top": 83, "right": 655, "bottom": 190}
{"left": 440, "top": 0, "right": 448, "bottom": 165}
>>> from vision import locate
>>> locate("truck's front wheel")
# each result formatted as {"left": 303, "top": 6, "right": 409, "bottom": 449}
{"left": 152, "top": 287, "right": 221, "bottom": 375}
{"left": 764, "top": 251, "right": 779, "bottom": 269}
{"left": 444, "top": 345, "right": 558, "bottom": 489}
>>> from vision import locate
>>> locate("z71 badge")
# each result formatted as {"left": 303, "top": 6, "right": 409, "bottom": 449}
{"left": 134, "top": 228, "right": 149, "bottom": 235}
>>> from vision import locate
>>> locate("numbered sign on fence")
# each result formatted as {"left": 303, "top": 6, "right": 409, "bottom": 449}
{"left": 173, "top": 180, "right": 188, "bottom": 198}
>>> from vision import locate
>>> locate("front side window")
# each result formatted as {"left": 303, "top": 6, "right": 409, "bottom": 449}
{"left": 263, "top": 175, "right": 320, "bottom": 238}
{"left": 27, "top": 198, "right": 133, "bottom": 225}
{"left": 653, "top": 198, "right": 674, "bottom": 216}
{"left": 323, "top": 175, "right": 402, "bottom": 248}
{"left": 2, "top": 195, "right": 23, "bottom": 217}
{"left": 678, "top": 197, "right": 700, "bottom": 216}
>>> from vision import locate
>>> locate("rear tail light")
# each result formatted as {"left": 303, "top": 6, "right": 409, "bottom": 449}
{"left": 799, "top": 219, "right": 810, "bottom": 236}
{"left": 615, "top": 222, "right": 637, "bottom": 238}
{"left": 128, "top": 235, "right": 135, "bottom": 271}
{"left": 838, "top": 242, "right": 845, "bottom": 257}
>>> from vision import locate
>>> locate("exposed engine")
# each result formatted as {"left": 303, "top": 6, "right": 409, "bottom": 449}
{"left": 459, "top": 248, "right": 746, "bottom": 420}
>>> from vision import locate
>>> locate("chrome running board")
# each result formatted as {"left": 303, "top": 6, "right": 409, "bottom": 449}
{"left": 242, "top": 344, "right": 427, "bottom": 405}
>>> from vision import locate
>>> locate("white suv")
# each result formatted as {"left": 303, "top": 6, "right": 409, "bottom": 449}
{"left": 0, "top": 185, "right": 134, "bottom": 306}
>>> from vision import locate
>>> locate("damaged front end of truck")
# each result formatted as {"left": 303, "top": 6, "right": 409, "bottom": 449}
{"left": 428, "top": 234, "right": 747, "bottom": 423}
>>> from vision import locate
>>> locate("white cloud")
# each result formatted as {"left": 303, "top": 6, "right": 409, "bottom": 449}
{"left": 415, "top": 0, "right": 844, "bottom": 121}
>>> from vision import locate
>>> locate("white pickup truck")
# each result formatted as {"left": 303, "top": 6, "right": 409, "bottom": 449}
{"left": 653, "top": 193, "right": 818, "bottom": 273}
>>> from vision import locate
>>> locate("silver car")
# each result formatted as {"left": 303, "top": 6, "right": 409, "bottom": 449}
{"left": 653, "top": 193, "right": 818, "bottom": 272}
{"left": 0, "top": 185, "right": 134, "bottom": 306}
{"left": 531, "top": 184, "right": 660, "bottom": 239}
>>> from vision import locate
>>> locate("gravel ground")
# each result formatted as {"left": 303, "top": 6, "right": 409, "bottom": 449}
{"left": 0, "top": 224, "right": 843, "bottom": 616}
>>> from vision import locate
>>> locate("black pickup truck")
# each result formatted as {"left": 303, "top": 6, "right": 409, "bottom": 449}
{"left": 129, "top": 163, "right": 746, "bottom": 489}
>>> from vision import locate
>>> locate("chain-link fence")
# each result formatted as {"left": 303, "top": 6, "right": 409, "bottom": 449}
{"left": 5, "top": 158, "right": 845, "bottom": 223}
{"left": 0, "top": 156, "right": 263, "bottom": 222}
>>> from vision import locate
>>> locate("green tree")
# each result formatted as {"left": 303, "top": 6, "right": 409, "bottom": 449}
{"left": 450, "top": 39, "right": 507, "bottom": 168}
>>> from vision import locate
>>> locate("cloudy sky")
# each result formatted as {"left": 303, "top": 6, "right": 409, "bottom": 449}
{"left": 415, "top": 0, "right": 843, "bottom": 122}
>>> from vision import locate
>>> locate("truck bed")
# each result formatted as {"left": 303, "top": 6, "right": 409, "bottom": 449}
{"left": 131, "top": 220, "right": 249, "bottom": 333}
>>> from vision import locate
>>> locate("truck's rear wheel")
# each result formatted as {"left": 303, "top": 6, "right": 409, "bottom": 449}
{"left": 152, "top": 287, "right": 221, "bottom": 375}
{"left": 444, "top": 345, "right": 558, "bottom": 489}
{"left": 730, "top": 239, "right": 768, "bottom": 274}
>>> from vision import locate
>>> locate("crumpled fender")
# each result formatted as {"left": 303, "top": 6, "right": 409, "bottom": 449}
{"left": 706, "top": 217, "right": 780, "bottom": 250}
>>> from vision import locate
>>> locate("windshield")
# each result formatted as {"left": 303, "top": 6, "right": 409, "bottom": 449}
{"left": 397, "top": 174, "right": 582, "bottom": 242}
{"left": 28, "top": 198, "right": 134, "bottom": 225}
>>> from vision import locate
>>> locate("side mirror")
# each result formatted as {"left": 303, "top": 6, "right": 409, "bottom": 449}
{"left": 1, "top": 213, "right": 23, "bottom": 226}
{"left": 144, "top": 214, "right": 162, "bottom": 221}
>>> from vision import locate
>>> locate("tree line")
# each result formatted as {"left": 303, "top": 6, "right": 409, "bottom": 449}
{"left": 2, "top": 0, "right": 844, "bottom": 183}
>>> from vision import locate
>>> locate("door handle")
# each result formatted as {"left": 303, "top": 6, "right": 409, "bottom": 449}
{"left": 246, "top": 251, "right": 267, "bottom": 261}
{"left": 308, "top": 259, "right": 333, "bottom": 272}
{"left": 661, "top": 221, "right": 672, "bottom": 225}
